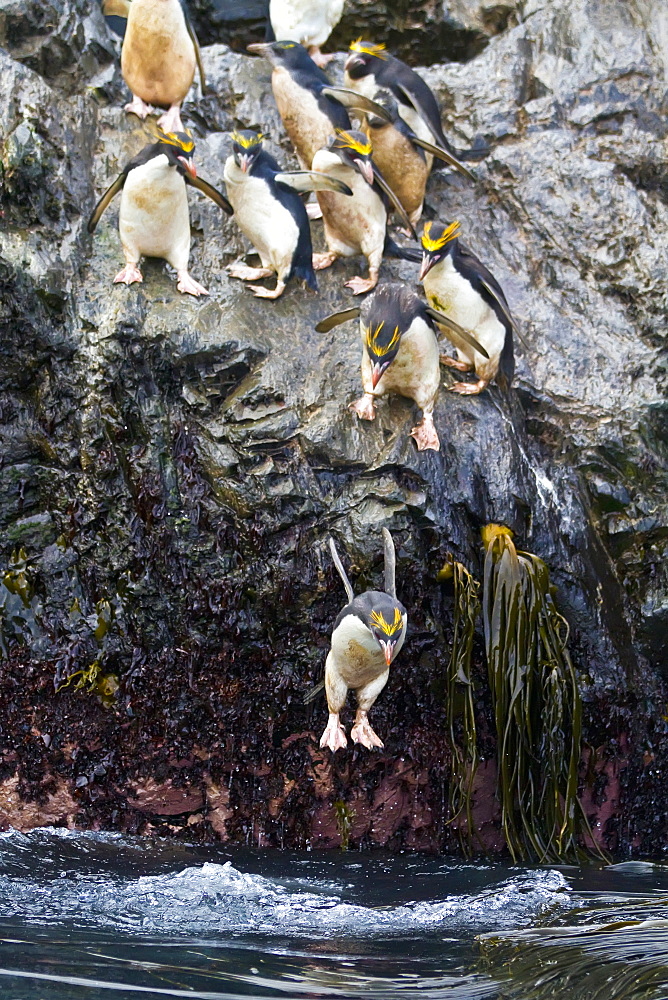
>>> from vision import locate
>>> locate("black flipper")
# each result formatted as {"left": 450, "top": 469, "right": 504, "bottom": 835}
{"left": 275, "top": 171, "right": 352, "bottom": 196}
{"left": 184, "top": 11, "right": 207, "bottom": 93}
{"left": 424, "top": 305, "right": 490, "bottom": 358}
{"left": 185, "top": 174, "right": 233, "bottom": 214}
{"left": 383, "top": 235, "right": 421, "bottom": 263}
{"left": 303, "top": 679, "right": 325, "bottom": 705}
{"left": 103, "top": 0, "right": 130, "bottom": 37}
{"left": 321, "top": 87, "right": 393, "bottom": 122}
{"left": 87, "top": 173, "right": 127, "bottom": 232}
{"left": 372, "top": 165, "right": 417, "bottom": 239}
{"left": 315, "top": 306, "right": 361, "bottom": 333}
{"left": 382, "top": 528, "right": 396, "bottom": 599}
{"left": 411, "top": 135, "right": 475, "bottom": 182}
{"left": 329, "top": 537, "right": 355, "bottom": 603}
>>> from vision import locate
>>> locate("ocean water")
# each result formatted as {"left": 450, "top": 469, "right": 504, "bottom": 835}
{"left": 0, "top": 828, "right": 667, "bottom": 999}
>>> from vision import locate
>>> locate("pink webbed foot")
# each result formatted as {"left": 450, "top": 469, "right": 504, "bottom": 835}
{"left": 351, "top": 712, "right": 384, "bottom": 749}
{"left": 410, "top": 413, "right": 440, "bottom": 451}
{"left": 113, "top": 263, "right": 143, "bottom": 285}
{"left": 124, "top": 95, "right": 154, "bottom": 119}
{"left": 227, "top": 261, "right": 274, "bottom": 282}
{"left": 176, "top": 270, "right": 209, "bottom": 297}
{"left": 440, "top": 355, "right": 473, "bottom": 372}
{"left": 345, "top": 274, "right": 379, "bottom": 295}
{"left": 449, "top": 379, "right": 489, "bottom": 395}
{"left": 306, "top": 201, "right": 323, "bottom": 220}
{"left": 249, "top": 280, "right": 286, "bottom": 299}
{"left": 320, "top": 714, "right": 347, "bottom": 753}
{"left": 312, "top": 251, "right": 337, "bottom": 271}
{"left": 309, "top": 47, "right": 337, "bottom": 68}
{"left": 157, "top": 104, "right": 185, "bottom": 134}
{"left": 350, "top": 394, "right": 376, "bottom": 421}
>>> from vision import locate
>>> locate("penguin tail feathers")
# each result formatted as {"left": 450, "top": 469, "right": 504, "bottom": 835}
{"left": 293, "top": 263, "right": 318, "bottom": 292}
{"left": 384, "top": 236, "right": 422, "bottom": 263}
{"left": 303, "top": 679, "right": 325, "bottom": 705}
{"left": 497, "top": 326, "right": 515, "bottom": 390}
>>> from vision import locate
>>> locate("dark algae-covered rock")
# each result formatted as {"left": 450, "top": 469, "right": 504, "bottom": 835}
{"left": 0, "top": 0, "right": 666, "bottom": 855}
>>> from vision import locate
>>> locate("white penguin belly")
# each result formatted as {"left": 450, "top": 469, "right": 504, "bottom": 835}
{"left": 425, "top": 257, "right": 506, "bottom": 371}
{"left": 122, "top": 0, "right": 195, "bottom": 106}
{"left": 329, "top": 614, "right": 387, "bottom": 689}
{"left": 313, "top": 154, "right": 386, "bottom": 258}
{"left": 224, "top": 162, "right": 300, "bottom": 279}
{"left": 374, "top": 318, "right": 440, "bottom": 411}
{"left": 270, "top": 0, "right": 343, "bottom": 47}
{"left": 119, "top": 157, "right": 191, "bottom": 268}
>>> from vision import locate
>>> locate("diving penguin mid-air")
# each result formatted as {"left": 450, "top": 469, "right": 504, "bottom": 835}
{"left": 419, "top": 221, "right": 516, "bottom": 394}
{"left": 223, "top": 129, "right": 352, "bottom": 299}
{"left": 88, "top": 130, "right": 232, "bottom": 296}
{"left": 312, "top": 530, "right": 407, "bottom": 753}
{"left": 269, "top": 0, "right": 344, "bottom": 67}
{"left": 316, "top": 283, "right": 489, "bottom": 450}
{"left": 103, "top": 0, "right": 206, "bottom": 132}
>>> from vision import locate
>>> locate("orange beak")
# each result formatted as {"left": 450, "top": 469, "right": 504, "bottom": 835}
{"left": 358, "top": 159, "right": 375, "bottom": 186}
{"left": 178, "top": 156, "right": 197, "bottom": 179}
{"left": 371, "top": 361, "right": 386, "bottom": 389}
{"left": 383, "top": 641, "right": 394, "bottom": 666}
{"left": 418, "top": 254, "right": 434, "bottom": 282}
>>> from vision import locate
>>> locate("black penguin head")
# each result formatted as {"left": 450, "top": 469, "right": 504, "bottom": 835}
{"left": 360, "top": 283, "right": 422, "bottom": 389}
{"left": 157, "top": 129, "right": 196, "bottom": 178}
{"left": 419, "top": 220, "right": 460, "bottom": 280}
{"left": 331, "top": 129, "right": 374, "bottom": 185}
{"left": 345, "top": 39, "right": 388, "bottom": 80}
{"left": 247, "top": 39, "right": 317, "bottom": 72}
{"left": 231, "top": 129, "right": 264, "bottom": 173}
{"left": 354, "top": 591, "right": 407, "bottom": 666}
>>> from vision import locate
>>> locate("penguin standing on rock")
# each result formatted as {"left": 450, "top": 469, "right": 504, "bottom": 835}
{"left": 311, "top": 129, "right": 420, "bottom": 294}
{"left": 357, "top": 89, "right": 475, "bottom": 230}
{"left": 103, "top": 0, "right": 206, "bottom": 132}
{"left": 246, "top": 41, "right": 391, "bottom": 171}
{"left": 88, "top": 130, "right": 232, "bottom": 296}
{"left": 419, "top": 220, "right": 516, "bottom": 394}
{"left": 223, "top": 129, "right": 352, "bottom": 299}
{"left": 269, "top": 0, "right": 344, "bottom": 67}
{"left": 344, "top": 39, "right": 476, "bottom": 161}
{"left": 314, "top": 530, "right": 407, "bottom": 753}
{"left": 316, "top": 283, "right": 489, "bottom": 450}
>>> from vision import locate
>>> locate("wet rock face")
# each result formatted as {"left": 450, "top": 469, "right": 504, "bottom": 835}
{"left": 0, "top": 0, "right": 667, "bottom": 853}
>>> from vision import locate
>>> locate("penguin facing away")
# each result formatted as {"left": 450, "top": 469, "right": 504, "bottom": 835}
{"left": 311, "top": 129, "right": 420, "bottom": 295}
{"left": 419, "top": 220, "right": 516, "bottom": 394}
{"left": 316, "top": 283, "right": 489, "bottom": 450}
{"left": 317, "top": 530, "right": 407, "bottom": 752}
{"left": 103, "top": 0, "right": 206, "bottom": 133}
{"left": 88, "top": 130, "right": 232, "bottom": 297}
{"left": 357, "top": 88, "right": 475, "bottom": 230}
{"left": 246, "top": 41, "right": 392, "bottom": 171}
{"left": 344, "top": 39, "right": 473, "bottom": 160}
{"left": 269, "top": 0, "right": 344, "bottom": 67}
{"left": 223, "top": 129, "right": 352, "bottom": 299}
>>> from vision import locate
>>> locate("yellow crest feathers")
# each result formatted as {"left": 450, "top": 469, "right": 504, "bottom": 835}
{"left": 156, "top": 127, "right": 195, "bottom": 153}
{"left": 422, "top": 220, "right": 461, "bottom": 252}
{"left": 370, "top": 607, "right": 403, "bottom": 635}
{"left": 335, "top": 128, "right": 372, "bottom": 156}
{"left": 364, "top": 321, "right": 401, "bottom": 357}
{"left": 350, "top": 38, "right": 388, "bottom": 59}
{"left": 231, "top": 131, "right": 265, "bottom": 148}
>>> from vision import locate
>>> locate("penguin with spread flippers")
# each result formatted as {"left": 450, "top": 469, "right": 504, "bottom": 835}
{"left": 344, "top": 39, "right": 480, "bottom": 163}
{"left": 356, "top": 89, "right": 474, "bottom": 229}
{"left": 246, "top": 41, "right": 392, "bottom": 170}
{"left": 419, "top": 221, "right": 516, "bottom": 394}
{"left": 312, "top": 530, "right": 407, "bottom": 752}
{"left": 316, "top": 283, "right": 489, "bottom": 449}
{"left": 103, "top": 0, "right": 205, "bottom": 133}
{"left": 223, "top": 129, "right": 352, "bottom": 299}
{"left": 311, "top": 130, "right": 420, "bottom": 294}
{"left": 269, "top": 0, "right": 344, "bottom": 67}
{"left": 88, "top": 129, "right": 232, "bottom": 297}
